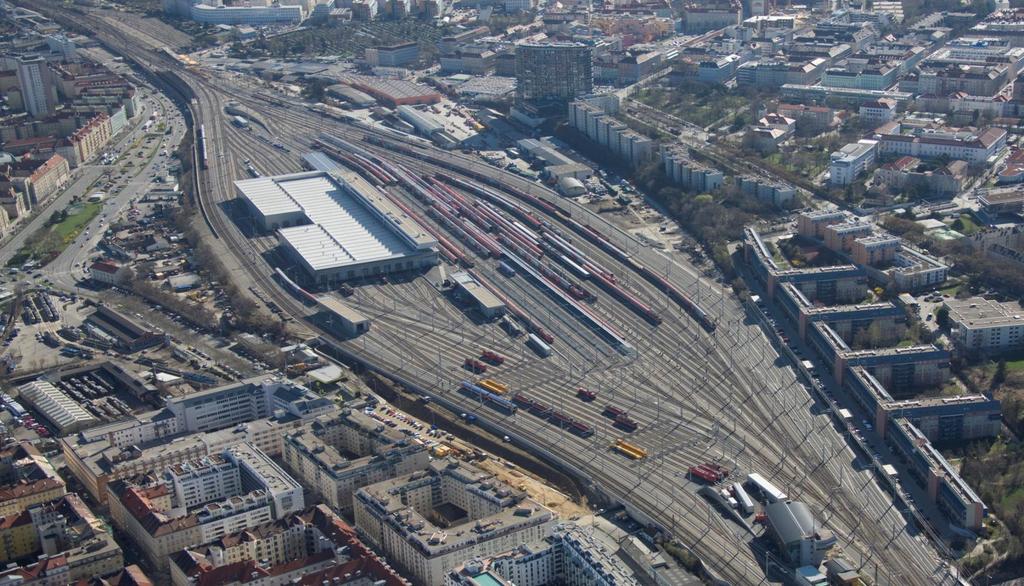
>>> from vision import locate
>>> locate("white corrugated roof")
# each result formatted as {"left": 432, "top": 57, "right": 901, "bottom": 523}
{"left": 236, "top": 176, "right": 303, "bottom": 218}
{"left": 237, "top": 172, "right": 427, "bottom": 272}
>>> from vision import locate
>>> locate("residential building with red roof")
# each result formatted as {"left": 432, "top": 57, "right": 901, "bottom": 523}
{"left": 168, "top": 505, "right": 409, "bottom": 586}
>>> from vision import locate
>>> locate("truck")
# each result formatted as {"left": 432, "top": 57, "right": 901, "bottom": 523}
{"left": 460, "top": 412, "right": 478, "bottom": 424}
{"left": 527, "top": 333, "right": 552, "bottom": 357}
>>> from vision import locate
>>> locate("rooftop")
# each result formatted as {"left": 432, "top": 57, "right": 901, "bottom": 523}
{"left": 356, "top": 459, "right": 555, "bottom": 557}
{"left": 236, "top": 171, "right": 436, "bottom": 272}
{"left": 946, "top": 297, "right": 1024, "bottom": 328}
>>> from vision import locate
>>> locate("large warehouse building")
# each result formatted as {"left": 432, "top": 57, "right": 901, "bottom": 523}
{"left": 236, "top": 171, "right": 438, "bottom": 284}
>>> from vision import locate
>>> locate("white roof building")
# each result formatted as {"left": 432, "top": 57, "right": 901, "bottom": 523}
{"left": 18, "top": 380, "right": 98, "bottom": 433}
{"left": 236, "top": 171, "right": 438, "bottom": 284}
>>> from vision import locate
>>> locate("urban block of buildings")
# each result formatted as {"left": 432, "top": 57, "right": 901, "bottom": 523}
{"left": 0, "top": 493, "right": 123, "bottom": 582}
{"left": 61, "top": 376, "right": 335, "bottom": 504}
{"left": 568, "top": 95, "right": 655, "bottom": 168}
{"left": 169, "top": 504, "right": 409, "bottom": 586}
{"left": 354, "top": 459, "right": 558, "bottom": 585}
{"left": 0, "top": 441, "right": 66, "bottom": 519}
{"left": 445, "top": 523, "right": 638, "bottom": 586}
{"left": 744, "top": 213, "right": 995, "bottom": 531}
{"left": 107, "top": 442, "right": 305, "bottom": 572}
{"left": 282, "top": 409, "right": 430, "bottom": 514}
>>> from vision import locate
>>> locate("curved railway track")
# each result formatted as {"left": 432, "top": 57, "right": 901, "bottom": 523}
{"left": 24, "top": 6, "right": 961, "bottom": 583}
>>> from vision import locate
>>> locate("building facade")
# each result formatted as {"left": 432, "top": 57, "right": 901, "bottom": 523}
{"left": 354, "top": 460, "right": 558, "bottom": 586}
{"left": 515, "top": 43, "right": 593, "bottom": 106}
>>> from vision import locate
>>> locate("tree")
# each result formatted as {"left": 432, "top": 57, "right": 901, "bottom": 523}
{"left": 935, "top": 305, "right": 951, "bottom": 329}
{"left": 992, "top": 359, "right": 1007, "bottom": 390}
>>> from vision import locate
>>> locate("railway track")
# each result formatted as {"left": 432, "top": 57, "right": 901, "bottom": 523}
{"left": 23, "top": 5, "right": 960, "bottom": 582}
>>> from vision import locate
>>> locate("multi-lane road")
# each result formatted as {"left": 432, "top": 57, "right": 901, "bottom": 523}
{"left": 26, "top": 4, "right": 966, "bottom": 584}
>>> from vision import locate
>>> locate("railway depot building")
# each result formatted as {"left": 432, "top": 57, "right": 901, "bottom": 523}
{"left": 235, "top": 171, "right": 438, "bottom": 285}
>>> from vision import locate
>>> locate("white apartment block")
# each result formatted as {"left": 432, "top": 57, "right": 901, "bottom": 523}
{"left": 829, "top": 139, "right": 878, "bottom": 186}
{"left": 947, "top": 297, "right": 1024, "bottom": 353}
{"left": 569, "top": 97, "right": 655, "bottom": 168}
{"left": 447, "top": 524, "right": 638, "bottom": 586}
{"left": 877, "top": 127, "right": 1006, "bottom": 164}
{"left": 106, "top": 443, "right": 304, "bottom": 572}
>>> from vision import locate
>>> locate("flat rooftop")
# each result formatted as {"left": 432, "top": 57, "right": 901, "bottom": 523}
{"left": 316, "top": 294, "right": 369, "bottom": 324}
{"left": 947, "top": 297, "right": 1024, "bottom": 328}
{"left": 236, "top": 171, "right": 436, "bottom": 273}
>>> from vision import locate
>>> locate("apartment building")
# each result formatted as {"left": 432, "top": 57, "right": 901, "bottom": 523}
{"left": 568, "top": 97, "right": 655, "bottom": 167}
{"left": 0, "top": 441, "right": 66, "bottom": 519}
{"left": 282, "top": 410, "right": 430, "bottom": 513}
{"left": 888, "top": 418, "right": 987, "bottom": 530}
{"left": 796, "top": 210, "right": 847, "bottom": 239}
{"left": 823, "top": 221, "right": 874, "bottom": 253}
{"left": 946, "top": 297, "right": 1024, "bottom": 354}
{"left": 446, "top": 524, "right": 637, "bottom": 586}
{"left": 107, "top": 444, "right": 304, "bottom": 572}
{"left": 54, "top": 113, "right": 112, "bottom": 168}
{"left": 168, "top": 505, "right": 409, "bottom": 586}
{"left": 661, "top": 145, "right": 724, "bottom": 192}
{"left": 777, "top": 103, "right": 836, "bottom": 131}
{"left": 859, "top": 98, "right": 897, "bottom": 123}
{"left": 62, "top": 377, "right": 329, "bottom": 505}
{"left": 876, "top": 126, "right": 1006, "bottom": 164}
{"left": 850, "top": 233, "right": 901, "bottom": 266}
{"left": 515, "top": 43, "right": 593, "bottom": 106}
{"left": 354, "top": 460, "right": 558, "bottom": 586}
{"left": 735, "top": 175, "right": 796, "bottom": 207}
{"left": 736, "top": 58, "right": 827, "bottom": 88}
{"left": 0, "top": 494, "right": 123, "bottom": 583}
{"left": 821, "top": 63, "right": 899, "bottom": 91}
{"left": 365, "top": 42, "right": 419, "bottom": 68}
{"left": 829, "top": 139, "right": 878, "bottom": 186}
{"left": 683, "top": 0, "right": 742, "bottom": 33}
{"left": 190, "top": 4, "right": 304, "bottom": 25}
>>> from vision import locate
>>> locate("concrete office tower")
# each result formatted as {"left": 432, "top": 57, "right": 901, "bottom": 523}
{"left": 515, "top": 43, "right": 593, "bottom": 106}
{"left": 16, "top": 55, "right": 54, "bottom": 118}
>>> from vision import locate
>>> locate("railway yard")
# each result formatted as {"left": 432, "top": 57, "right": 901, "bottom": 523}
{"left": 27, "top": 4, "right": 967, "bottom": 585}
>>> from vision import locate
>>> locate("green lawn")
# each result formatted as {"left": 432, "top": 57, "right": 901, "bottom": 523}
{"left": 55, "top": 202, "right": 102, "bottom": 240}
{"left": 953, "top": 214, "right": 981, "bottom": 235}
{"left": 634, "top": 86, "right": 749, "bottom": 128}
{"left": 7, "top": 202, "right": 102, "bottom": 267}
{"left": 1007, "top": 358, "right": 1024, "bottom": 373}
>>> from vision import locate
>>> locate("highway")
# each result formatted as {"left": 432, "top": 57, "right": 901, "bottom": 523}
{"left": 27, "top": 3, "right": 965, "bottom": 584}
